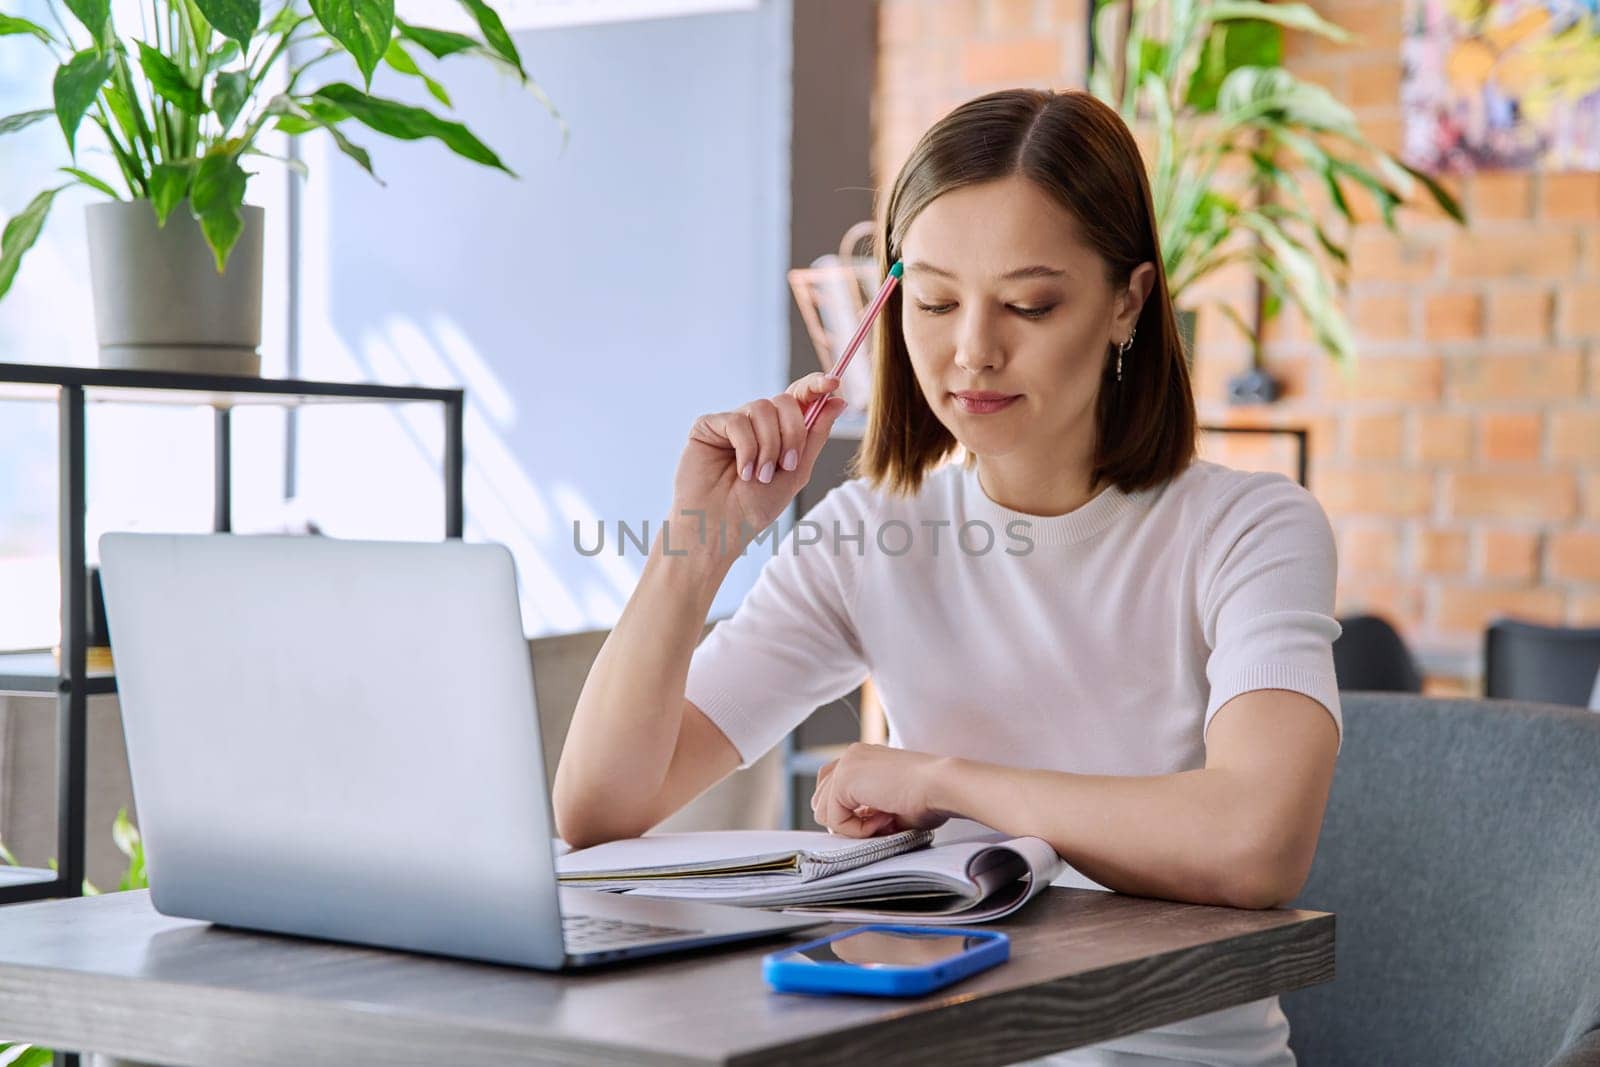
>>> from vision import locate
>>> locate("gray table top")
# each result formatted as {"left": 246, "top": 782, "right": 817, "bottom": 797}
{"left": 0, "top": 888, "right": 1332, "bottom": 1066}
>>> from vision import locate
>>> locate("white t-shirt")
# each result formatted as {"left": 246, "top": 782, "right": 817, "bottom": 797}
{"left": 685, "top": 458, "right": 1342, "bottom": 1065}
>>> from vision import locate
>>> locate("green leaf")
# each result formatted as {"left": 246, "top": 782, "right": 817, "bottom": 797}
{"left": 0, "top": 186, "right": 65, "bottom": 301}
{"left": 193, "top": 0, "right": 261, "bottom": 49}
{"left": 213, "top": 70, "right": 250, "bottom": 131}
{"left": 190, "top": 152, "right": 249, "bottom": 271}
{"left": 270, "top": 96, "right": 382, "bottom": 181}
{"left": 384, "top": 39, "right": 451, "bottom": 107}
{"left": 0, "top": 109, "right": 54, "bottom": 136}
{"left": 267, "top": 3, "right": 312, "bottom": 34}
{"left": 394, "top": 18, "right": 477, "bottom": 58}
{"left": 1208, "top": 1, "right": 1351, "bottom": 43}
{"left": 0, "top": 13, "right": 57, "bottom": 43}
{"left": 112, "top": 807, "right": 140, "bottom": 858}
{"left": 456, "top": 0, "right": 521, "bottom": 77}
{"left": 136, "top": 40, "right": 204, "bottom": 115}
{"left": 150, "top": 161, "right": 193, "bottom": 224}
{"left": 0, "top": 836, "right": 18, "bottom": 865}
{"left": 207, "top": 39, "right": 242, "bottom": 72}
{"left": 313, "top": 82, "right": 511, "bottom": 173}
{"left": 308, "top": 0, "right": 394, "bottom": 87}
{"left": 64, "top": 0, "right": 111, "bottom": 47}
{"left": 11, "top": 1046, "right": 56, "bottom": 1067}
{"left": 1399, "top": 161, "right": 1466, "bottom": 224}
{"left": 61, "top": 166, "right": 120, "bottom": 197}
{"left": 53, "top": 50, "right": 116, "bottom": 159}
{"left": 245, "top": 147, "right": 309, "bottom": 177}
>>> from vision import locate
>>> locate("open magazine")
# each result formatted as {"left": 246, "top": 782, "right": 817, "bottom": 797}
{"left": 558, "top": 827, "right": 1065, "bottom": 925}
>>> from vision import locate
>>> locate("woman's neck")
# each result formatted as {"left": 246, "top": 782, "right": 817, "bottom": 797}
{"left": 972, "top": 456, "right": 1100, "bottom": 517}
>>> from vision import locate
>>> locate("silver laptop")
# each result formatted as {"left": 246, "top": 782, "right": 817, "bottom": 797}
{"left": 98, "top": 532, "right": 818, "bottom": 969}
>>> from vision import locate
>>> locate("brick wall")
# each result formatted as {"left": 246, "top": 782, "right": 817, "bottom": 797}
{"left": 872, "top": 0, "right": 1600, "bottom": 685}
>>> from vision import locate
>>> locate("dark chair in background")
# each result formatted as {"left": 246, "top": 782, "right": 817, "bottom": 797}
{"left": 1331, "top": 614, "right": 1423, "bottom": 692}
{"left": 1483, "top": 619, "right": 1600, "bottom": 708}
{"left": 1283, "top": 694, "right": 1600, "bottom": 1065}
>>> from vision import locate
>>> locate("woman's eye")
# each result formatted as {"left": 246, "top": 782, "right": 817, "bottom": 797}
{"left": 913, "top": 302, "right": 1056, "bottom": 319}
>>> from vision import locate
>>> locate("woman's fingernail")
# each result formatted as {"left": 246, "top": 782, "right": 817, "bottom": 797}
{"left": 758, "top": 461, "right": 775, "bottom": 484}
{"left": 782, "top": 449, "right": 798, "bottom": 471}
{"left": 740, "top": 463, "right": 753, "bottom": 481}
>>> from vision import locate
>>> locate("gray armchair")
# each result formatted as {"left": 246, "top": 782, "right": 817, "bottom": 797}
{"left": 1283, "top": 693, "right": 1600, "bottom": 1065}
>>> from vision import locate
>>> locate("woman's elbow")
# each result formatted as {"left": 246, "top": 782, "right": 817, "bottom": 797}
{"left": 1217, "top": 837, "right": 1317, "bottom": 910}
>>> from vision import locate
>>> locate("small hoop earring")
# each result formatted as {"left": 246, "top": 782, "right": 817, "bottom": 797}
{"left": 1115, "top": 328, "right": 1135, "bottom": 383}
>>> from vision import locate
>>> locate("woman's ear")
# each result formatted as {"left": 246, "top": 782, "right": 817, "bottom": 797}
{"left": 1115, "top": 261, "right": 1157, "bottom": 336}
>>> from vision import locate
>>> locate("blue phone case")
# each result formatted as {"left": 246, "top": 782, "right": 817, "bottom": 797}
{"left": 762, "top": 924, "right": 1010, "bottom": 997}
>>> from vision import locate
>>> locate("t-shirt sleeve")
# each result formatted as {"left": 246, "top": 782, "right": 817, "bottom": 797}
{"left": 684, "top": 484, "right": 872, "bottom": 768}
{"left": 1198, "top": 473, "right": 1343, "bottom": 747}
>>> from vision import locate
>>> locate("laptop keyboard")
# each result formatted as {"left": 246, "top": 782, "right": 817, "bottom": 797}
{"left": 562, "top": 913, "right": 705, "bottom": 951}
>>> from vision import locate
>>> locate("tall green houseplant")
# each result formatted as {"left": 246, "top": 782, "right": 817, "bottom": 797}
{"left": 0, "top": 0, "right": 565, "bottom": 293}
{"left": 1090, "top": 0, "right": 1463, "bottom": 381}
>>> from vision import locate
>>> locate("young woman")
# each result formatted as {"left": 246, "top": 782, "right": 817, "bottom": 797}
{"left": 554, "top": 89, "right": 1341, "bottom": 1065}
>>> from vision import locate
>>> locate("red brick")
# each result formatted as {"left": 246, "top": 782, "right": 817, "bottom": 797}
{"left": 1447, "top": 471, "right": 1577, "bottom": 521}
{"left": 1572, "top": 591, "right": 1600, "bottom": 626}
{"left": 1045, "top": 0, "right": 1086, "bottom": 27}
{"left": 1424, "top": 291, "right": 1482, "bottom": 342}
{"left": 1317, "top": 469, "right": 1434, "bottom": 517}
{"left": 1557, "top": 283, "right": 1600, "bottom": 339}
{"left": 932, "top": 0, "right": 982, "bottom": 39}
{"left": 961, "top": 37, "right": 1059, "bottom": 83}
{"left": 1541, "top": 173, "right": 1600, "bottom": 222}
{"left": 1324, "top": 356, "right": 1443, "bottom": 403}
{"left": 1359, "top": 115, "right": 1403, "bottom": 156}
{"left": 1350, "top": 231, "right": 1440, "bottom": 283}
{"left": 1485, "top": 288, "right": 1552, "bottom": 342}
{"left": 1347, "top": 59, "right": 1402, "bottom": 110}
{"left": 1548, "top": 530, "right": 1600, "bottom": 581}
{"left": 984, "top": 0, "right": 1036, "bottom": 33}
{"left": 1479, "top": 528, "right": 1541, "bottom": 581}
{"left": 1353, "top": 291, "right": 1415, "bottom": 345}
{"left": 1446, "top": 230, "right": 1579, "bottom": 280}
{"left": 1448, "top": 351, "right": 1584, "bottom": 403}
{"left": 1337, "top": 1, "right": 1404, "bottom": 47}
{"left": 1586, "top": 232, "right": 1600, "bottom": 279}
{"left": 1550, "top": 410, "right": 1600, "bottom": 462}
{"left": 1340, "top": 523, "right": 1401, "bottom": 575}
{"left": 1338, "top": 578, "right": 1423, "bottom": 625}
{"left": 1432, "top": 585, "right": 1565, "bottom": 637}
{"left": 1472, "top": 172, "right": 1533, "bottom": 220}
{"left": 1414, "top": 411, "right": 1473, "bottom": 463}
{"left": 1344, "top": 411, "right": 1406, "bottom": 461}
{"left": 1588, "top": 474, "right": 1600, "bottom": 521}
{"left": 1415, "top": 528, "right": 1470, "bottom": 575}
{"left": 1478, "top": 411, "right": 1543, "bottom": 463}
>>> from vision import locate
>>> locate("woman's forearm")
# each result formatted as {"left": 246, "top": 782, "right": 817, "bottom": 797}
{"left": 925, "top": 759, "right": 1303, "bottom": 909}
{"left": 551, "top": 523, "right": 733, "bottom": 845}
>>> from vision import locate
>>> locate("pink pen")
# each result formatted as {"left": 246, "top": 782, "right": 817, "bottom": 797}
{"left": 802, "top": 259, "right": 905, "bottom": 431}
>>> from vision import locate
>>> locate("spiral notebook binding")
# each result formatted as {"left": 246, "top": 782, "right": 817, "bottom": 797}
{"left": 796, "top": 828, "right": 935, "bottom": 881}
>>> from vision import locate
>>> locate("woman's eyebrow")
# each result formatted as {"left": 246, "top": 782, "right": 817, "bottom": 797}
{"left": 904, "top": 260, "right": 1067, "bottom": 281}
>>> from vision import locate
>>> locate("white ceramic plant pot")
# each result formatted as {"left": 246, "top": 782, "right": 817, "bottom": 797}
{"left": 85, "top": 200, "right": 264, "bottom": 377}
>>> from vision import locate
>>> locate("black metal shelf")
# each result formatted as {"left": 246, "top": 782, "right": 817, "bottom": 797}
{"left": 0, "top": 361, "right": 466, "bottom": 907}
{"left": 0, "top": 651, "right": 117, "bottom": 696}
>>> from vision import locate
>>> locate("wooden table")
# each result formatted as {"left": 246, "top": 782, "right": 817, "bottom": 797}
{"left": 0, "top": 888, "right": 1333, "bottom": 1066}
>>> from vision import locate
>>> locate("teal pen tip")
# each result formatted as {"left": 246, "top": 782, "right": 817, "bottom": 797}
{"left": 889, "top": 260, "right": 904, "bottom": 278}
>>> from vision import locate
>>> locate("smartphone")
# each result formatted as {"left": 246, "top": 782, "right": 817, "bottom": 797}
{"left": 762, "top": 924, "right": 1009, "bottom": 997}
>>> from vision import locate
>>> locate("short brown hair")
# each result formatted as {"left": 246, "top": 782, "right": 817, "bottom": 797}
{"left": 852, "top": 89, "right": 1197, "bottom": 497}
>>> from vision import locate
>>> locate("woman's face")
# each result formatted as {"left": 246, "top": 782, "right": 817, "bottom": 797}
{"left": 897, "top": 174, "right": 1149, "bottom": 466}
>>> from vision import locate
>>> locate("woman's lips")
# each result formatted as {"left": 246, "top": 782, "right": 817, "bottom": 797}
{"left": 953, "top": 392, "right": 1021, "bottom": 414}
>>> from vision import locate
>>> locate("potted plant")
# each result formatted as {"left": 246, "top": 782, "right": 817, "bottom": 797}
{"left": 1090, "top": 0, "right": 1464, "bottom": 402}
{"left": 0, "top": 0, "right": 564, "bottom": 375}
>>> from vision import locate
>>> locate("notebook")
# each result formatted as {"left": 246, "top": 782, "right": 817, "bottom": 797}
{"left": 558, "top": 828, "right": 1065, "bottom": 924}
